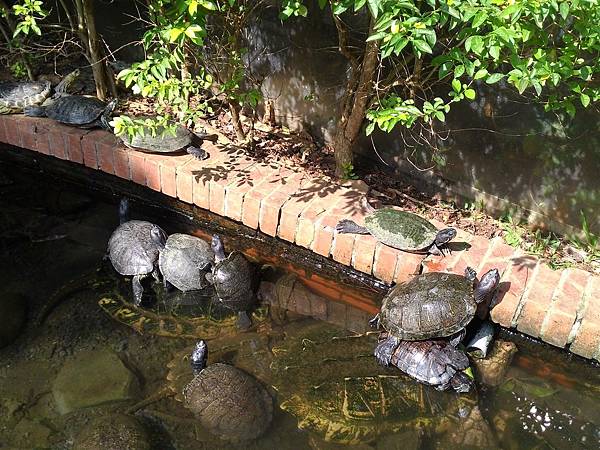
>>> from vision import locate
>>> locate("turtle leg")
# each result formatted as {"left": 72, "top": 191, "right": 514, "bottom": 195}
{"left": 374, "top": 335, "right": 400, "bottom": 367}
{"left": 23, "top": 106, "right": 46, "bottom": 117}
{"left": 132, "top": 274, "right": 144, "bottom": 306}
{"left": 236, "top": 311, "right": 252, "bottom": 330}
{"left": 335, "top": 219, "right": 370, "bottom": 235}
{"left": 151, "top": 266, "right": 161, "bottom": 284}
{"left": 186, "top": 146, "right": 209, "bottom": 160}
{"left": 369, "top": 313, "right": 381, "bottom": 329}
{"left": 428, "top": 244, "right": 445, "bottom": 257}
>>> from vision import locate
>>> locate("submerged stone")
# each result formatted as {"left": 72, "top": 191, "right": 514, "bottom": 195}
{"left": 74, "top": 413, "right": 151, "bottom": 450}
{"left": 0, "top": 293, "right": 28, "bottom": 348}
{"left": 52, "top": 349, "right": 140, "bottom": 415}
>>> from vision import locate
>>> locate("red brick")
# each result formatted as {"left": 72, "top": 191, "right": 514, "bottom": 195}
{"left": 4, "top": 116, "right": 21, "bottom": 146}
{"left": 453, "top": 235, "right": 496, "bottom": 276}
{"left": 21, "top": 130, "right": 37, "bottom": 151}
{"left": 311, "top": 214, "right": 341, "bottom": 258}
{"left": 0, "top": 116, "right": 7, "bottom": 142}
{"left": 129, "top": 152, "right": 146, "bottom": 184}
{"left": 542, "top": 310, "right": 576, "bottom": 348}
{"left": 35, "top": 132, "right": 50, "bottom": 155}
{"left": 113, "top": 148, "right": 130, "bottom": 179}
{"left": 332, "top": 232, "right": 355, "bottom": 266}
{"left": 478, "top": 237, "right": 518, "bottom": 276}
{"left": 352, "top": 234, "right": 378, "bottom": 275}
{"left": 373, "top": 244, "right": 401, "bottom": 284}
{"left": 579, "top": 278, "right": 600, "bottom": 324}
{"left": 326, "top": 300, "right": 348, "bottom": 328}
{"left": 277, "top": 180, "right": 320, "bottom": 242}
{"left": 48, "top": 130, "right": 68, "bottom": 160}
{"left": 176, "top": 161, "right": 195, "bottom": 203}
{"left": 552, "top": 268, "right": 590, "bottom": 316}
{"left": 208, "top": 157, "right": 256, "bottom": 216}
{"left": 259, "top": 192, "right": 289, "bottom": 237}
{"left": 97, "top": 143, "right": 114, "bottom": 175}
{"left": 160, "top": 164, "right": 177, "bottom": 197}
{"left": 570, "top": 319, "right": 600, "bottom": 359}
{"left": 516, "top": 263, "right": 561, "bottom": 338}
{"left": 393, "top": 252, "right": 424, "bottom": 283}
{"left": 144, "top": 158, "right": 161, "bottom": 191}
{"left": 79, "top": 131, "right": 100, "bottom": 168}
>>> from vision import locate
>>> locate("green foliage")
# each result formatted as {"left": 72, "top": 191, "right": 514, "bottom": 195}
{"left": 340, "top": 162, "right": 359, "bottom": 180}
{"left": 110, "top": 115, "right": 179, "bottom": 141}
{"left": 12, "top": 0, "right": 47, "bottom": 37}
{"left": 281, "top": 0, "right": 600, "bottom": 136}
{"left": 571, "top": 211, "right": 600, "bottom": 262}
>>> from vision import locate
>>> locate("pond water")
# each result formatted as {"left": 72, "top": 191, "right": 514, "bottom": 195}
{"left": 0, "top": 160, "right": 599, "bottom": 450}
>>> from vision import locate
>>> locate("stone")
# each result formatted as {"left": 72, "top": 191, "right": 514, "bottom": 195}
{"left": 74, "top": 413, "right": 151, "bottom": 450}
{"left": 52, "top": 349, "right": 140, "bottom": 415}
{"left": 0, "top": 293, "right": 27, "bottom": 348}
{"left": 472, "top": 340, "right": 517, "bottom": 387}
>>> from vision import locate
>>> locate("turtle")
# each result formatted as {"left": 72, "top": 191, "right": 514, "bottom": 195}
{"left": 106, "top": 198, "right": 166, "bottom": 305}
{"left": 73, "top": 413, "right": 151, "bottom": 450}
{"left": 24, "top": 94, "right": 118, "bottom": 129}
{"left": 158, "top": 233, "right": 215, "bottom": 292}
{"left": 270, "top": 320, "right": 479, "bottom": 445}
{"left": 206, "top": 234, "right": 258, "bottom": 330}
{"left": 372, "top": 266, "right": 500, "bottom": 343}
{"left": 0, "top": 69, "right": 79, "bottom": 114}
{"left": 374, "top": 333, "right": 474, "bottom": 393}
{"left": 335, "top": 199, "right": 457, "bottom": 256}
{"left": 181, "top": 340, "right": 273, "bottom": 442}
{"left": 118, "top": 121, "right": 219, "bottom": 160}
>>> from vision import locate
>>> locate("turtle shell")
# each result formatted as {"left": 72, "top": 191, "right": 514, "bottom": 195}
{"left": 45, "top": 95, "right": 107, "bottom": 125}
{"left": 390, "top": 339, "right": 470, "bottom": 389}
{"left": 364, "top": 208, "right": 439, "bottom": 251}
{"left": 183, "top": 363, "right": 273, "bottom": 441}
{"left": 0, "top": 80, "right": 51, "bottom": 114}
{"left": 107, "top": 220, "right": 164, "bottom": 276}
{"left": 159, "top": 234, "right": 214, "bottom": 291}
{"left": 270, "top": 321, "right": 473, "bottom": 444}
{"left": 380, "top": 272, "right": 476, "bottom": 340}
{"left": 212, "top": 252, "right": 256, "bottom": 312}
{"left": 120, "top": 123, "right": 193, "bottom": 153}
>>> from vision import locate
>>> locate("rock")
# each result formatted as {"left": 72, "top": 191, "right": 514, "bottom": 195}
{"left": 12, "top": 417, "right": 53, "bottom": 449}
{"left": 472, "top": 340, "right": 518, "bottom": 387}
{"left": 0, "top": 293, "right": 28, "bottom": 348}
{"left": 445, "top": 406, "right": 498, "bottom": 448}
{"left": 74, "top": 413, "right": 151, "bottom": 450}
{"left": 376, "top": 430, "right": 421, "bottom": 450}
{"left": 52, "top": 349, "right": 140, "bottom": 415}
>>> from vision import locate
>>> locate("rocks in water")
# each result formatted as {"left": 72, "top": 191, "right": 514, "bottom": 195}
{"left": 445, "top": 406, "right": 498, "bottom": 448}
{"left": 52, "top": 349, "right": 140, "bottom": 415}
{"left": 74, "top": 413, "right": 151, "bottom": 450}
{"left": 472, "top": 340, "right": 518, "bottom": 387}
{"left": 0, "top": 293, "right": 28, "bottom": 348}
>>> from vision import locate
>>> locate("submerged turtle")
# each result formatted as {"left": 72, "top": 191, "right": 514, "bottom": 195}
{"left": 372, "top": 266, "right": 500, "bottom": 342}
{"left": 158, "top": 233, "right": 214, "bottom": 292}
{"left": 25, "top": 94, "right": 117, "bottom": 129}
{"left": 182, "top": 340, "right": 273, "bottom": 442}
{"left": 119, "top": 122, "right": 218, "bottom": 160}
{"left": 375, "top": 333, "right": 473, "bottom": 393}
{"left": 0, "top": 69, "right": 79, "bottom": 114}
{"left": 206, "top": 235, "right": 257, "bottom": 329}
{"left": 336, "top": 200, "right": 456, "bottom": 256}
{"left": 270, "top": 320, "right": 478, "bottom": 445}
{"left": 107, "top": 198, "right": 166, "bottom": 305}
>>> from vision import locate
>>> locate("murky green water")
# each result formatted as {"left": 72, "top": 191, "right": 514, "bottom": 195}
{"left": 0, "top": 161, "right": 599, "bottom": 450}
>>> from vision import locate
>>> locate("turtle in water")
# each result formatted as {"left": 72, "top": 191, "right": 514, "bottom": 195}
{"left": 206, "top": 234, "right": 258, "bottom": 330}
{"left": 182, "top": 340, "right": 273, "bottom": 442}
{"left": 372, "top": 267, "right": 500, "bottom": 391}
{"left": 118, "top": 121, "right": 218, "bottom": 160}
{"left": 107, "top": 198, "right": 166, "bottom": 305}
{"left": 158, "top": 233, "right": 215, "bottom": 292}
{"left": 25, "top": 94, "right": 117, "bottom": 129}
{"left": 0, "top": 69, "right": 79, "bottom": 114}
{"left": 335, "top": 199, "right": 456, "bottom": 256}
{"left": 270, "top": 320, "right": 479, "bottom": 445}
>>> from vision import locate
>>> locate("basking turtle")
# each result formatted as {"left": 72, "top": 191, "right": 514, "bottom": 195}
{"left": 158, "top": 233, "right": 214, "bottom": 292}
{"left": 375, "top": 333, "right": 473, "bottom": 393}
{"left": 372, "top": 266, "right": 500, "bottom": 342}
{"left": 335, "top": 200, "right": 456, "bottom": 256}
{"left": 107, "top": 198, "right": 166, "bottom": 305}
{"left": 0, "top": 69, "right": 79, "bottom": 114}
{"left": 270, "top": 320, "right": 477, "bottom": 445}
{"left": 182, "top": 340, "right": 273, "bottom": 442}
{"left": 25, "top": 94, "right": 117, "bottom": 129}
{"left": 206, "top": 235, "right": 257, "bottom": 329}
{"left": 118, "top": 122, "right": 218, "bottom": 160}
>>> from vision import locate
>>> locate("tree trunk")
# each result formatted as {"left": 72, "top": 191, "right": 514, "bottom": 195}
{"left": 81, "top": 0, "right": 117, "bottom": 100}
{"left": 332, "top": 17, "right": 380, "bottom": 178}
{"left": 228, "top": 100, "right": 246, "bottom": 142}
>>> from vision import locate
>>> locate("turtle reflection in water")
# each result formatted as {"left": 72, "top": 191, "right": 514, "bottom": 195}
{"left": 270, "top": 321, "right": 479, "bottom": 445}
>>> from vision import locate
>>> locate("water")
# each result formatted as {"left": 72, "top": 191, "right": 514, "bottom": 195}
{"left": 0, "top": 160, "right": 599, "bottom": 450}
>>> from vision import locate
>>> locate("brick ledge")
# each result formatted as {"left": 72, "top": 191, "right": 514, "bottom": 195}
{"left": 2, "top": 114, "right": 599, "bottom": 362}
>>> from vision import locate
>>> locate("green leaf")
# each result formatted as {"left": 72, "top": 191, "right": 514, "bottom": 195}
{"left": 486, "top": 73, "right": 505, "bottom": 84}
{"left": 367, "top": 0, "right": 380, "bottom": 18}
{"left": 580, "top": 93, "right": 591, "bottom": 107}
{"left": 413, "top": 39, "right": 432, "bottom": 54}
{"left": 464, "top": 89, "right": 476, "bottom": 100}
{"left": 472, "top": 11, "right": 488, "bottom": 28}
{"left": 452, "top": 78, "right": 461, "bottom": 92}
{"left": 474, "top": 68, "right": 488, "bottom": 80}
{"left": 559, "top": 2, "right": 569, "bottom": 20}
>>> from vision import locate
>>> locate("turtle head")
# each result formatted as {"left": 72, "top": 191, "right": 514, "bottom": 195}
{"left": 211, "top": 234, "right": 226, "bottom": 262}
{"left": 150, "top": 225, "right": 167, "bottom": 250}
{"left": 191, "top": 340, "right": 208, "bottom": 375}
{"left": 450, "top": 371, "right": 474, "bottom": 393}
{"left": 474, "top": 268, "right": 500, "bottom": 304}
{"left": 435, "top": 228, "right": 457, "bottom": 246}
{"left": 118, "top": 198, "right": 130, "bottom": 224}
{"left": 106, "top": 98, "right": 118, "bottom": 113}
